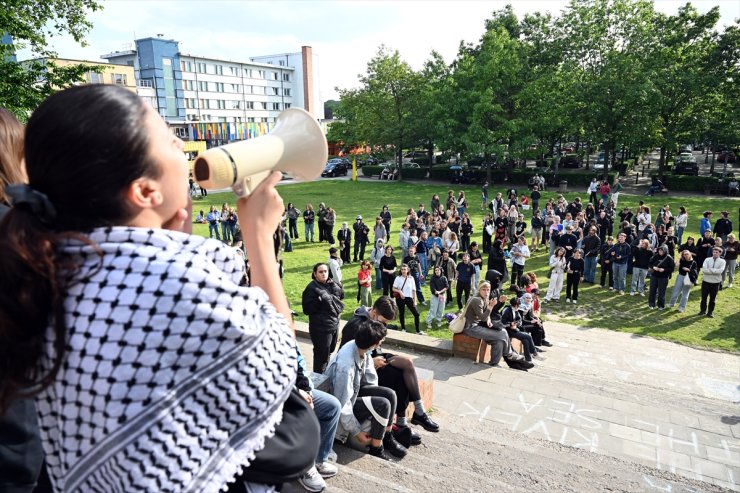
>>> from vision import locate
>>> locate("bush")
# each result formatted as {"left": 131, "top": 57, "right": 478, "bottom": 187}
{"left": 361, "top": 165, "right": 383, "bottom": 177}
{"left": 402, "top": 167, "right": 428, "bottom": 179}
{"left": 412, "top": 157, "right": 432, "bottom": 166}
{"left": 649, "top": 174, "right": 720, "bottom": 191}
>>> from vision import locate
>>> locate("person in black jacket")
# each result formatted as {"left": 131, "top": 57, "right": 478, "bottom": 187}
{"left": 558, "top": 225, "right": 578, "bottom": 260}
{"left": 599, "top": 236, "right": 614, "bottom": 289}
{"left": 353, "top": 215, "right": 370, "bottom": 262}
{"left": 648, "top": 245, "right": 675, "bottom": 309}
{"left": 302, "top": 263, "right": 345, "bottom": 372}
{"left": 630, "top": 239, "right": 653, "bottom": 296}
{"left": 500, "top": 298, "right": 539, "bottom": 362}
{"left": 582, "top": 227, "right": 601, "bottom": 283}
{"left": 713, "top": 211, "right": 733, "bottom": 242}
{"left": 565, "top": 249, "right": 585, "bottom": 303}
{"left": 668, "top": 249, "right": 699, "bottom": 312}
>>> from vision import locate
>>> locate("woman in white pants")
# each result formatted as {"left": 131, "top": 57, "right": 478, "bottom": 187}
{"left": 544, "top": 247, "right": 568, "bottom": 302}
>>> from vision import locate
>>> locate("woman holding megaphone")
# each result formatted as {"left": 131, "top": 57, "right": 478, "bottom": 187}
{"left": 0, "top": 85, "right": 318, "bottom": 492}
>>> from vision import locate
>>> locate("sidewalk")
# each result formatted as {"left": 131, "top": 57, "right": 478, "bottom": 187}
{"left": 296, "top": 320, "right": 740, "bottom": 491}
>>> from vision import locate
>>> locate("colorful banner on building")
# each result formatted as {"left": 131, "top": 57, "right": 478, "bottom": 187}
{"left": 189, "top": 122, "right": 275, "bottom": 142}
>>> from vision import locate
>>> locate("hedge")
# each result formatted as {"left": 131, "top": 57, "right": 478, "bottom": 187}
{"left": 361, "top": 165, "right": 383, "bottom": 177}
{"left": 648, "top": 174, "right": 723, "bottom": 192}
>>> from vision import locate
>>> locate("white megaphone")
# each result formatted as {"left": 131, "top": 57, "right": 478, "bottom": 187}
{"left": 193, "top": 108, "right": 328, "bottom": 197}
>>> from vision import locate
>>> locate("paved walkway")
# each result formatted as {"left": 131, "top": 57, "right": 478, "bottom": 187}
{"left": 296, "top": 320, "right": 740, "bottom": 491}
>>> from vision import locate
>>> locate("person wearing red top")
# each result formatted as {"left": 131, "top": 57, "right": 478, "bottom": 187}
{"left": 358, "top": 260, "right": 373, "bottom": 307}
{"left": 599, "top": 181, "right": 611, "bottom": 204}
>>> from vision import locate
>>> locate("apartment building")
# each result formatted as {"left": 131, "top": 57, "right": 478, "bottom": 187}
{"left": 102, "top": 36, "right": 320, "bottom": 143}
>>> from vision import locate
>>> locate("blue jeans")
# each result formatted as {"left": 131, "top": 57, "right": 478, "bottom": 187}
{"left": 305, "top": 222, "right": 314, "bottom": 241}
{"left": 631, "top": 267, "right": 648, "bottom": 294}
{"left": 676, "top": 226, "right": 685, "bottom": 246}
{"left": 417, "top": 253, "right": 428, "bottom": 285}
{"left": 612, "top": 262, "right": 628, "bottom": 292}
{"left": 584, "top": 256, "right": 598, "bottom": 283}
{"left": 668, "top": 275, "right": 693, "bottom": 311}
{"left": 208, "top": 222, "right": 221, "bottom": 240}
{"left": 311, "top": 389, "right": 341, "bottom": 463}
{"left": 375, "top": 267, "right": 383, "bottom": 289}
{"left": 411, "top": 271, "right": 425, "bottom": 303}
{"left": 221, "top": 222, "right": 231, "bottom": 243}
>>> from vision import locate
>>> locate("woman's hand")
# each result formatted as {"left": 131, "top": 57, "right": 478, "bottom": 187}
{"left": 237, "top": 171, "right": 285, "bottom": 235}
{"left": 373, "top": 356, "right": 387, "bottom": 370}
{"left": 355, "top": 432, "right": 372, "bottom": 446}
{"left": 298, "top": 389, "right": 314, "bottom": 409}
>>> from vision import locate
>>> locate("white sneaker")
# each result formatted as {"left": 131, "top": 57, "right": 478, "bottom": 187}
{"left": 729, "top": 283, "right": 734, "bottom": 288}
{"left": 565, "top": 298, "right": 571, "bottom": 303}
{"left": 609, "top": 287, "right": 614, "bottom": 291}
{"left": 630, "top": 292, "right": 636, "bottom": 296}
{"left": 298, "top": 466, "right": 326, "bottom": 492}
{"left": 315, "top": 461, "right": 338, "bottom": 478}
{"left": 572, "top": 299, "right": 577, "bottom": 304}
{"left": 639, "top": 292, "right": 645, "bottom": 297}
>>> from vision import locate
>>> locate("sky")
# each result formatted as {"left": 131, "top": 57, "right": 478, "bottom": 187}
{"left": 17, "top": 0, "right": 740, "bottom": 104}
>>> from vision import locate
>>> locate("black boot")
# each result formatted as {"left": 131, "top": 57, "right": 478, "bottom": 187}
{"left": 383, "top": 432, "right": 408, "bottom": 458}
{"left": 368, "top": 444, "right": 393, "bottom": 461}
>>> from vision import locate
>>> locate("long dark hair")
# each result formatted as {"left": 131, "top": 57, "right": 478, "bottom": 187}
{"left": 0, "top": 85, "right": 154, "bottom": 411}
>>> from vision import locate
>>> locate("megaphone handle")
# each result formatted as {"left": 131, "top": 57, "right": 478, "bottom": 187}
{"left": 233, "top": 177, "right": 252, "bottom": 198}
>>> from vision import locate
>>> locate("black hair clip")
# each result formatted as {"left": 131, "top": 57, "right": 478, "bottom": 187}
{"left": 5, "top": 184, "right": 57, "bottom": 226}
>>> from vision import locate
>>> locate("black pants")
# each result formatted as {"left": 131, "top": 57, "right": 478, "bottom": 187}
{"left": 325, "top": 225, "right": 335, "bottom": 245}
{"left": 397, "top": 297, "right": 420, "bottom": 332}
{"left": 309, "top": 329, "right": 337, "bottom": 373}
{"left": 382, "top": 272, "right": 395, "bottom": 296}
{"left": 354, "top": 386, "right": 396, "bottom": 440}
{"left": 229, "top": 389, "right": 320, "bottom": 490}
{"left": 318, "top": 221, "right": 326, "bottom": 242}
{"left": 354, "top": 241, "right": 367, "bottom": 262}
{"left": 340, "top": 244, "right": 351, "bottom": 263}
{"left": 566, "top": 273, "right": 580, "bottom": 300}
{"left": 377, "top": 365, "right": 413, "bottom": 419}
{"left": 511, "top": 263, "right": 524, "bottom": 287}
{"left": 522, "top": 321, "right": 546, "bottom": 346}
{"left": 700, "top": 281, "right": 720, "bottom": 315}
{"left": 456, "top": 281, "right": 471, "bottom": 309}
{"left": 649, "top": 276, "right": 669, "bottom": 308}
{"left": 600, "top": 262, "right": 613, "bottom": 288}
{"left": 288, "top": 218, "right": 298, "bottom": 239}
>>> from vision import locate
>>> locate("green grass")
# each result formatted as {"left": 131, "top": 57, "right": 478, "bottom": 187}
{"left": 191, "top": 179, "right": 740, "bottom": 352}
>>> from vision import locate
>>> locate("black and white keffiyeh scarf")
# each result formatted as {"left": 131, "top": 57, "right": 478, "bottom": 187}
{"left": 36, "top": 227, "right": 296, "bottom": 492}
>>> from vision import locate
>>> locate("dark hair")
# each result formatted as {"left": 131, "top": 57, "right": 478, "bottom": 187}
{"left": 0, "top": 85, "right": 154, "bottom": 411}
{"left": 372, "top": 296, "right": 397, "bottom": 321}
{"left": 311, "top": 262, "right": 328, "bottom": 279}
{"left": 354, "top": 319, "right": 387, "bottom": 349}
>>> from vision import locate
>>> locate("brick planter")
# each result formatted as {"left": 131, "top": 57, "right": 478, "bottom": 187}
{"left": 452, "top": 333, "right": 491, "bottom": 363}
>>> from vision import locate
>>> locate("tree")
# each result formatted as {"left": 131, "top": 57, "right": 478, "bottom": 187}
{"left": 0, "top": 0, "right": 102, "bottom": 120}
{"left": 332, "top": 46, "right": 421, "bottom": 179}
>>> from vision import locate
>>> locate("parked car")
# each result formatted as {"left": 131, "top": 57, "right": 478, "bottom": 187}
{"left": 321, "top": 158, "right": 349, "bottom": 177}
{"left": 592, "top": 152, "right": 606, "bottom": 172}
{"left": 718, "top": 151, "right": 737, "bottom": 163}
{"left": 678, "top": 144, "right": 693, "bottom": 154}
{"left": 561, "top": 142, "right": 576, "bottom": 154}
{"left": 673, "top": 153, "right": 698, "bottom": 176}
{"left": 560, "top": 153, "right": 582, "bottom": 168}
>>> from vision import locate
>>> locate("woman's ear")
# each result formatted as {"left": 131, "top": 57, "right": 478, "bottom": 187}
{"left": 126, "top": 177, "right": 162, "bottom": 208}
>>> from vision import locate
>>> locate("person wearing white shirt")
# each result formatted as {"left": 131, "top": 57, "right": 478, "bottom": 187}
{"left": 699, "top": 246, "right": 726, "bottom": 318}
{"left": 509, "top": 235, "right": 530, "bottom": 287}
{"left": 328, "top": 247, "right": 344, "bottom": 286}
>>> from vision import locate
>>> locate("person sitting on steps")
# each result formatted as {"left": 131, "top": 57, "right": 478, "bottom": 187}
{"left": 325, "top": 319, "right": 408, "bottom": 461}
{"left": 339, "top": 297, "right": 440, "bottom": 448}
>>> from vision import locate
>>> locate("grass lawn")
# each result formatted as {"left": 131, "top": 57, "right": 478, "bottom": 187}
{"left": 192, "top": 179, "right": 739, "bottom": 353}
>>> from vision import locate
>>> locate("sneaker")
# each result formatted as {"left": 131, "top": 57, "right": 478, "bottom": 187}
{"left": 417, "top": 330, "right": 427, "bottom": 336}
{"left": 640, "top": 292, "right": 645, "bottom": 297}
{"left": 659, "top": 307, "right": 665, "bottom": 310}
{"left": 565, "top": 298, "right": 571, "bottom": 303}
{"left": 649, "top": 306, "right": 656, "bottom": 310}
{"left": 382, "top": 432, "right": 408, "bottom": 458}
{"left": 327, "top": 449, "right": 337, "bottom": 462}
{"left": 368, "top": 445, "right": 393, "bottom": 461}
{"left": 698, "top": 311, "right": 706, "bottom": 316}
{"left": 609, "top": 287, "right": 615, "bottom": 291}
{"left": 411, "top": 412, "right": 440, "bottom": 432}
{"left": 677, "top": 308, "right": 684, "bottom": 313}
{"left": 729, "top": 283, "right": 734, "bottom": 288}
{"left": 572, "top": 299, "right": 577, "bottom": 304}
{"left": 630, "top": 292, "right": 636, "bottom": 296}
{"left": 426, "top": 323, "right": 432, "bottom": 330}
{"left": 619, "top": 290, "right": 625, "bottom": 295}
{"left": 707, "top": 313, "right": 714, "bottom": 318}
{"left": 315, "top": 462, "right": 338, "bottom": 479}
{"left": 298, "top": 466, "right": 327, "bottom": 492}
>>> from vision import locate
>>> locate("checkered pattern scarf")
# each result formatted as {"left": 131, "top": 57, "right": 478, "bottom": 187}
{"left": 36, "top": 227, "right": 296, "bottom": 493}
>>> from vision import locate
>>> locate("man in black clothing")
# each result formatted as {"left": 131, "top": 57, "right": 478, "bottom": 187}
{"left": 353, "top": 215, "right": 370, "bottom": 262}
{"left": 530, "top": 186, "right": 541, "bottom": 215}
{"left": 582, "top": 227, "right": 601, "bottom": 283}
{"left": 558, "top": 225, "right": 578, "bottom": 259}
{"left": 713, "top": 211, "right": 733, "bottom": 242}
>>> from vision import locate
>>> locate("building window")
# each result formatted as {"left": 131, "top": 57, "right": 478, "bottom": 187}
{"left": 245, "top": 68, "right": 252, "bottom": 78}
{"left": 88, "top": 71, "right": 103, "bottom": 83}
{"left": 218, "top": 100, "right": 226, "bottom": 109}
{"left": 272, "top": 87, "right": 279, "bottom": 95}
{"left": 248, "top": 117, "right": 255, "bottom": 122}
{"left": 230, "top": 66, "right": 239, "bottom": 76}
{"left": 246, "top": 101, "right": 254, "bottom": 109}
{"left": 198, "top": 81, "right": 208, "bottom": 91}
{"left": 279, "top": 60, "right": 285, "bottom": 66}
{"left": 283, "top": 73, "right": 290, "bottom": 81}
{"left": 215, "top": 64, "right": 223, "bottom": 75}
{"left": 139, "top": 79, "right": 154, "bottom": 88}
{"left": 215, "top": 82, "right": 225, "bottom": 92}
{"left": 231, "top": 101, "right": 242, "bottom": 110}
{"left": 112, "top": 73, "right": 128, "bottom": 85}
{"left": 272, "top": 102, "right": 280, "bottom": 110}
{"left": 284, "top": 88, "right": 291, "bottom": 96}
{"left": 261, "top": 117, "right": 269, "bottom": 123}
{"left": 259, "top": 102, "right": 267, "bottom": 110}
{"left": 196, "top": 62, "right": 206, "bottom": 73}
{"left": 273, "top": 71, "right": 279, "bottom": 80}
{"left": 257, "top": 70, "right": 264, "bottom": 79}
{"left": 285, "top": 103, "right": 291, "bottom": 109}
